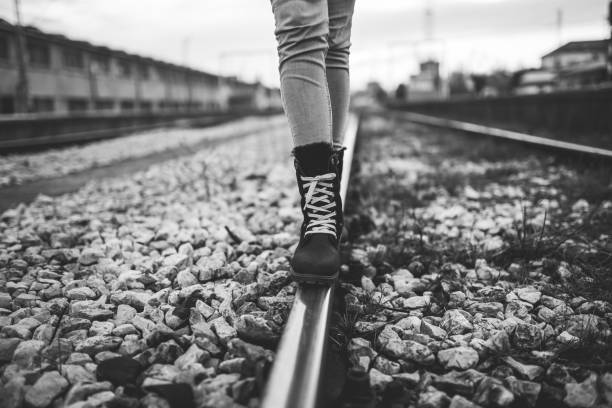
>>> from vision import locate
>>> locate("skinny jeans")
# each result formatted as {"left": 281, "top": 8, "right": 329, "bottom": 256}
{"left": 270, "top": 0, "right": 356, "bottom": 147}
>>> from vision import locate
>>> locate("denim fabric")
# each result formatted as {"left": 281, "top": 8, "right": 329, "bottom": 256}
{"left": 327, "top": 64, "right": 350, "bottom": 143}
{"left": 327, "top": 0, "right": 355, "bottom": 143}
{"left": 327, "top": 0, "right": 355, "bottom": 71}
{"left": 271, "top": 0, "right": 355, "bottom": 70}
{"left": 270, "top": 0, "right": 355, "bottom": 146}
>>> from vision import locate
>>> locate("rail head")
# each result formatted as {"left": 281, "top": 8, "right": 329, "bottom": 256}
{"left": 261, "top": 114, "right": 359, "bottom": 408}
{"left": 393, "top": 111, "right": 612, "bottom": 160}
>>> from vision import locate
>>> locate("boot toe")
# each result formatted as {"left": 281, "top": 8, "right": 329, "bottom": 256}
{"left": 291, "top": 235, "right": 340, "bottom": 281}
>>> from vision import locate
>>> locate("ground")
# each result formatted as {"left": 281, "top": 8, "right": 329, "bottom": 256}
{"left": 335, "top": 114, "right": 612, "bottom": 408}
{"left": 0, "top": 113, "right": 611, "bottom": 408}
{"left": 0, "top": 119, "right": 299, "bottom": 408}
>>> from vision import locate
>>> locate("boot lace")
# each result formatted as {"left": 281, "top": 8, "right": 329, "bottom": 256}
{"left": 300, "top": 172, "right": 337, "bottom": 237}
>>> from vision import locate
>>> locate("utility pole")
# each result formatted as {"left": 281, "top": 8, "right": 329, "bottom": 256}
{"left": 556, "top": 8, "right": 563, "bottom": 46}
{"left": 14, "top": 0, "right": 29, "bottom": 113}
{"left": 608, "top": 1, "right": 612, "bottom": 81}
{"left": 424, "top": 0, "right": 433, "bottom": 42}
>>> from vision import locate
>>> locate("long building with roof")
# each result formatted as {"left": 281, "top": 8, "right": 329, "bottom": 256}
{"left": 0, "top": 19, "right": 279, "bottom": 115}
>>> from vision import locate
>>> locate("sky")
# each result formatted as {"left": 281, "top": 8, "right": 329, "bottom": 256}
{"left": 0, "top": 0, "right": 609, "bottom": 90}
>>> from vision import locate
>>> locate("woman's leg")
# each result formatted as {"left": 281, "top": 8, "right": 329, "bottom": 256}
{"left": 326, "top": 0, "right": 355, "bottom": 146}
{"left": 270, "top": 0, "right": 343, "bottom": 283}
{"left": 270, "top": 0, "right": 331, "bottom": 147}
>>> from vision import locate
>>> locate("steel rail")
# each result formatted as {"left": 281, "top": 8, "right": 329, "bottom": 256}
{"left": 393, "top": 111, "right": 612, "bottom": 160}
{"left": 0, "top": 115, "right": 241, "bottom": 152}
{"left": 261, "top": 114, "right": 360, "bottom": 408}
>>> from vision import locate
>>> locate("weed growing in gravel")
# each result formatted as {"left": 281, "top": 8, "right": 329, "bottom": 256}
{"left": 493, "top": 205, "right": 551, "bottom": 269}
{"left": 554, "top": 314, "right": 612, "bottom": 371}
{"left": 329, "top": 310, "right": 363, "bottom": 351}
{"left": 561, "top": 262, "right": 612, "bottom": 304}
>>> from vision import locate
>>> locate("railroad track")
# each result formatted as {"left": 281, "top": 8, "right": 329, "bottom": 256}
{"left": 2, "top": 108, "right": 608, "bottom": 406}
{"left": 261, "top": 114, "right": 360, "bottom": 408}
{"left": 389, "top": 110, "right": 612, "bottom": 161}
{"left": 0, "top": 112, "right": 247, "bottom": 153}
{"left": 260, "top": 109, "right": 612, "bottom": 408}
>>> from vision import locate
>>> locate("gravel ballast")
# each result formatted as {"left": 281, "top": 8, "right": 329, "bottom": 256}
{"left": 0, "top": 115, "right": 285, "bottom": 188}
{"left": 2, "top": 113, "right": 612, "bottom": 408}
{"left": 337, "top": 114, "right": 612, "bottom": 408}
{"left": 0, "top": 122, "right": 300, "bottom": 407}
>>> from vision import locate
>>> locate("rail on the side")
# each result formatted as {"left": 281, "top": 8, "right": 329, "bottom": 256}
{"left": 261, "top": 114, "right": 360, "bottom": 408}
{"left": 0, "top": 109, "right": 283, "bottom": 152}
{"left": 391, "top": 111, "right": 612, "bottom": 160}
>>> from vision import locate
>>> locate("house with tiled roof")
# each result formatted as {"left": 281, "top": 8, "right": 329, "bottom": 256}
{"left": 541, "top": 40, "right": 608, "bottom": 72}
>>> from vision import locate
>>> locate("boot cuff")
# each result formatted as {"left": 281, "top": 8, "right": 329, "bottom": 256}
{"left": 292, "top": 142, "right": 333, "bottom": 176}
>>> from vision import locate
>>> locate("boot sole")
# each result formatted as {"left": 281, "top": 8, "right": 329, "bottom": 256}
{"left": 290, "top": 267, "right": 339, "bottom": 285}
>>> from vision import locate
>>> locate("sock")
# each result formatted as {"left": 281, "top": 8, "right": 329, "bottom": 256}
{"left": 293, "top": 142, "right": 333, "bottom": 176}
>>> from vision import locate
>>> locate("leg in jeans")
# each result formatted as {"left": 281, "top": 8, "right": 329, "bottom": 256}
{"left": 269, "top": 0, "right": 347, "bottom": 283}
{"left": 327, "top": 0, "right": 355, "bottom": 146}
{"left": 270, "top": 0, "right": 331, "bottom": 147}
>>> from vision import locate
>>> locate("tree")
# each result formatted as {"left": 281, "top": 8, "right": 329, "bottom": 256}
{"left": 395, "top": 83, "right": 407, "bottom": 100}
{"left": 470, "top": 74, "right": 488, "bottom": 94}
{"left": 487, "top": 70, "right": 512, "bottom": 95}
{"left": 448, "top": 72, "right": 471, "bottom": 96}
{"left": 366, "top": 81, "right": 387, "bottom": 103}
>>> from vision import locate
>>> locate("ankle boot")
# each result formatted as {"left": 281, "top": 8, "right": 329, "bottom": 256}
{"left": 333, "top": 142, "right": 346, "bottom": 181}
{"left": 291, "top": 142, "right": 343, "bottom": 284}
{"left": 333, "top": 142, "right": 346, "bottom": 240}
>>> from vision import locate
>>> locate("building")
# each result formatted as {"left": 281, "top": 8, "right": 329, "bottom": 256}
{"left": 540, "top": 39, "right": 610, "bottom": 91}
{"left": 512, "top": 69, "right": 556, "bottom": 95}
{"left": 223, "top": 77, "right": 281, "bottom": 111}
{"left": 556, "top": 62, "right": 608, "bottom": 90}
{"left": 0, "top": 19, "right": 279, "bottom": 115}
{"left": 541, "top": 40, "right": 608, "bottom": 72}
{"left": 407, "top": 60, "right": 448, "bottom": 101}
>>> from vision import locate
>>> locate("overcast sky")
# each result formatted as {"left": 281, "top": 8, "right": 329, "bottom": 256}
{"left": 0, "top": 0, "right": 608, "bottom": 89}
